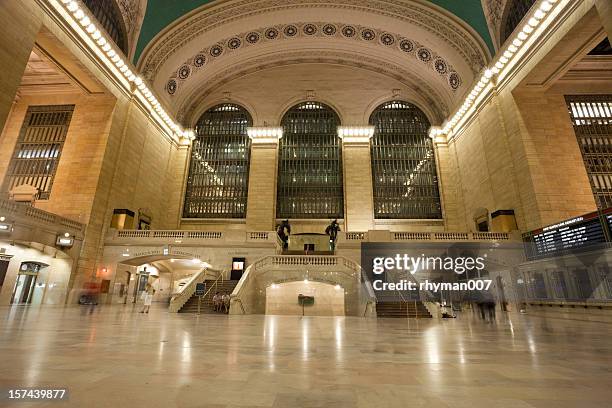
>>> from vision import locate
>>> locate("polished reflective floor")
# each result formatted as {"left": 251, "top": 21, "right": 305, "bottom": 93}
{"left": 0, "top": 305, "right": 611, "bottom": 408}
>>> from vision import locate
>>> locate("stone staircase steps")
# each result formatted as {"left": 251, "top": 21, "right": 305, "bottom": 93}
{"left": 179, "top": 280, "right": 238, "bottom": 313}
{"left": 376, "top": 301, "right": 432, "bottom": 318}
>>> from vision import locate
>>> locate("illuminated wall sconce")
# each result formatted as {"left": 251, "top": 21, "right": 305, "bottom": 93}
{"left": 0, "top": 221, "right": 13, "bottom": 233}
{"left": 56, "top": 232, "right": 74, "bottom": 248}
{"left": 247, "top": 127, "right": 283, "bottom": 143}
{"left": 337, "top": 126, "right": 375, "bottom": 143}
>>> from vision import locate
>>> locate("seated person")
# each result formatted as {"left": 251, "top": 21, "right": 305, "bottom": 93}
{"left": 212, "top": 292, "right": 220, "bottom": 311}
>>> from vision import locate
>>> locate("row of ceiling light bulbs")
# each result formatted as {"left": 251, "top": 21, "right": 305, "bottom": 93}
{"left": 430, "top": 0, "right": 560, "bottom": 139}
{"left": 56, "top": 0, "right": 194, "bottom": 141}
{"left": 246, "top": 127, "right": 375, "bottom": 140}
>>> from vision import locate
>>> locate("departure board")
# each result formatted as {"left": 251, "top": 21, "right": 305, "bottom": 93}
{"left": 525, "top": 210, "right": 608, "bottom": 260}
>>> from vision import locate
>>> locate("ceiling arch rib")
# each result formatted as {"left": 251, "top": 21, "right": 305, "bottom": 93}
{"left": 137, "top": 0, "right": 490, "bottom": 126}
{"left": 166, "top": 22, "right": 463, "bottom": 102}
{"left": 177, "top": 51, "right": 449, "bottom": 126}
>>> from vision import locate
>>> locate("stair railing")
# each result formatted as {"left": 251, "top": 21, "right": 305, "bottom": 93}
{"left": 169, "top": 267, "right": 221, "bottom": 313}
{"left": 360, "top": 267, "right": 377, "bottom": 317}
{"left": 200, "top": 270, "right": 226, "bottom": 303}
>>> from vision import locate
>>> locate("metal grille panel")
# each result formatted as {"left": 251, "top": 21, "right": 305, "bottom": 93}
{"left": 277, "top": 102, "right": 344, "bottom": 219}
{"left": 566, "top": 95, "right": 612, "bottom": 209}
{"left": 2, "top": 105, "right": 74, "bottom": 200}
{"left": 183, "top": 104, "right": 252, "bottom": 218}
{"left": 370, "top": 101, "right": 442, "bottom": 219}
{"left": 82, "top": 0, "right": 128, "bottom": 54}
{"left": 501, "top": 0, "right": 537, "bottom": 45}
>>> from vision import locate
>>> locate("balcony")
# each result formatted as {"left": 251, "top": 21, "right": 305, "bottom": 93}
{"left": 0, "top": 199, "right": 85, "bottom": 252}
{"left": 105, "top": 228, "right": 279, "bottom": 246}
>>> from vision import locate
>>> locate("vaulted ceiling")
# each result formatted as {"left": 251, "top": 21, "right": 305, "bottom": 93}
{"left": 135, "top": 0, "right": 494, "bottom": 62}
{"left": 134, "top": 0, "right": 493, "bottom": 126}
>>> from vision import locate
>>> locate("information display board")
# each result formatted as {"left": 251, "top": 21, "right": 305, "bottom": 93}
{"left": 524, "top": 209, "right": 611, "bottom": 260}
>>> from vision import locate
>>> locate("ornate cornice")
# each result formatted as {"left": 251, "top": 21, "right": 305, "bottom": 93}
{"left": 165, "top": 21, "right": 462, "bottom": 97}
{"left": 483, "top": 0, "right": 505, "bottom": 49}
{"left": 138, "top": 0, "right": 489, "bottom": 80}
{"left": 177, "top": 50, "right": 450, "bottom": 124}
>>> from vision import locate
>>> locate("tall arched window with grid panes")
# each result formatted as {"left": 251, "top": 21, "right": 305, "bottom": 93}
{"left": 277, "top": 102, "right": 344, "bottom": 219}
{"left": 370, "top": 101, "right": 442, "bottom": 219}
{"left": 183, "top": 104, "right": 252, "bottom": 218}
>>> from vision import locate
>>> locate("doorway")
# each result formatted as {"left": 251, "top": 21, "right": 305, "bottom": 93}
{"left": 11, "top": 262, "right": 46, "bottom": 304}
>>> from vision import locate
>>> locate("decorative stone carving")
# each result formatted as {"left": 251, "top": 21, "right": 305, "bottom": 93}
{"left": 175, "top": 50, "right": 450, "bottom": 125}
{"left": 483, "top": 0, "right": 505, "bottom": 46}
{"left": 164, "top": 22, "right": 462, "bottom": 96}
{"left": 137, "top": 0, "right": 489, "bottom": 81}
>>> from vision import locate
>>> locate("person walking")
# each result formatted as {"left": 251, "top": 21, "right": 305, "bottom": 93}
{"left": 140, "top": 284, "right": 154, "bottom": 314}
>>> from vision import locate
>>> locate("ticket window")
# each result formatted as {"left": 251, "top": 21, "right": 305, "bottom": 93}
{"left": 231, "top": 258, "right": 246, "bottom": 280}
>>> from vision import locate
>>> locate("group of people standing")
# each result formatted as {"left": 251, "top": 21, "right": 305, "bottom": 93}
{"left": 475, "top": 301, "right": 496, "bottom": 321}
{"left": 212, "top": 292, "right": 230, "bottom": 313}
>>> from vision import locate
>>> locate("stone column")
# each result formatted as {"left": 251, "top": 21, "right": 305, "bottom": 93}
{"left": 594, "top": 0, "right": 612, "bottom": 39}
{"left": 339, "top": 127, "right": 375, "bottom": 232}
{"left": 0, "top": 1, "right": 41, "bottom": 132}
{"left": 246, "top": 128, "right": 283, "bottom": 231}
{"left": 431, "top": 133, "right": 465, "bottom": 231}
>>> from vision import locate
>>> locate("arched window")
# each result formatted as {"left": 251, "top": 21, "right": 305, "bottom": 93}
{"left": 82, "top": 0, "right": 128, "bottom": 54}
{"left": 277, "top": 102, "right": 344, "bottom": 219}
{"left": 501, "top": 0, "right": 537, "bottom": 45}
{"left": 370, "top": 101, "right": 442, "bottom": 219}
{"left": 183, "top": 104, "right": 252, "bottom": 218}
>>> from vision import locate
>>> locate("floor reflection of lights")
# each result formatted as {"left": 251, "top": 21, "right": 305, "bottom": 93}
{"left": 2, "top": 306, "right": 612, "bottom": 407}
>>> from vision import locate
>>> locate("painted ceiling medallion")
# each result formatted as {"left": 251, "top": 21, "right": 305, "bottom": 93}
{"left": 322, "top": 24, "right": 337, "bottom": 36}
{"left": 284, "top": 25, "right": 298, "bottom": 37}
{"left": 303, "top": 24, "right": 318, "bottom": 35}
{"left": 194, "top": 54, "right": 206, "bottom": 67}
{"left": 381, "top": 33, "right": 395, "bottom": 46}
{"left": 361, "top": 29, "right": 376, "bottom": 41}
{"left": 265, "top": 28, "right": 279, "bottom": 39}
{"left": 210, "top": 45, "right": 223, "bottom": 57}
{"left": 342, "top": 25, "right": 356, "bottom": 37}
{"left": 228, "top": 37, "right": 242, "bottom": 49}
{"left": 246, "top": 32, "right": 260, "bottom": 44}
{"left": 166, "top": 22, "right": 462, "bottom": 96}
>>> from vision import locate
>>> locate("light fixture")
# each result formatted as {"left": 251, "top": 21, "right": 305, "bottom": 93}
{"left": 433, "top": 0, "right": 564, "bottom": 140}
{"left": 49, "top": 0, "right": 187, "bottom": 144}
{"left": 247, "top": 127, "right": 283, "bottom": 143}
{"left": 337, "top": 126, "right": 375, "bottom": 141}
{"left": 56, "top": 234, "right": 74, "bottom": 247}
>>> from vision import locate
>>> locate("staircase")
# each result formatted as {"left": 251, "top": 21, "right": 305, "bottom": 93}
{"left": 376, "top": 301, "right": 432, "bottom": 318}
{"left": 178, "top": 280, "right": 238, "bottom": 313}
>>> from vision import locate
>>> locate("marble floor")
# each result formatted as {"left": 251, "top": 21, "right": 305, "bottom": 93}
{"left": 0, "top": 305, "right": 611, "bottom": 408}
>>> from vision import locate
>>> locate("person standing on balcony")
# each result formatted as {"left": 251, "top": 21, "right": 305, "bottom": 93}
{"left": 326, "top": 219, "right": 341, "bottom": 251}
